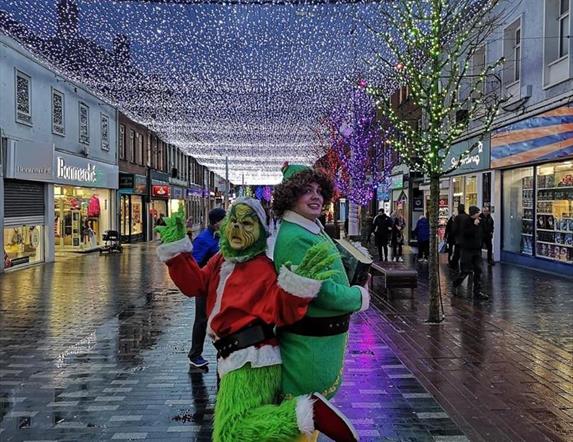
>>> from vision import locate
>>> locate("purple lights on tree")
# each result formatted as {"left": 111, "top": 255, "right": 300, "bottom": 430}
{"left": 325, "top": 87, "right": 396, "bottom": 205}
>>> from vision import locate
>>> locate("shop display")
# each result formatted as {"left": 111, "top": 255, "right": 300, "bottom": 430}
{"left": 520, "top": 175, "right": 534, "bottom": 256}
{"left": 54, "top": 186, "right": 109, "bottom": 251}
{"left": 535, "top": 162, "right": 573, "bottom": 264}
{"left": 3, "top": 225, "right": 43, "bottom": 267}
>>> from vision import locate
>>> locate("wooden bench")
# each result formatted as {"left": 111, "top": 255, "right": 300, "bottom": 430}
{"left": 369, "top": 262, "right": 418, "bottom": 298}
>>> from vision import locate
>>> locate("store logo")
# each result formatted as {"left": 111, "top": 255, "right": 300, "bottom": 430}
{"left": 16, "top": 165, "right": 51, "bottom": 175}
{"left": 450, "top": 141, "right": 483, "bottom": 169}
{"left": 56, "top": 157, "right": 97, "bottom": 183}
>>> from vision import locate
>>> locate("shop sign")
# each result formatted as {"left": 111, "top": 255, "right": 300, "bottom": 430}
{"left": 445, "top": 134, "right": 491, "bottom": 176}
{"left": 150, "top": 169, "right": 170, "bottom": 182}
{"left": 134, "top": 175, "right": 147, "bottom": 195}
{"left": 491, "top": 104, "right": 573, "bottom": 168}
{"left": 5, "top": 139, "right": 54, "bottom": 182}
{"left": 186, "top": 184, "right": 204, "bottom": 199}
{"left": 413, "top": 196, "right": 424, "bottom": 212}
{"left": 391, "top": 174, "right": 404, "bottom": 189}
{"left": 119, "top": 173, "right": 135, "bottom": 188}
{"left": 152, "top": 185, "right": 170, "bottom": 198}
{"left": 52, "top": 151, "right": 118, "bottom": 188}
{"left": 377, "top": 187, "right": 390, "bottom": 201}
{"left": 171, "top": 186, "right": 184, "bottom": 199}
{"left": 439, "top": 198, "right": 448, "bottom": 208}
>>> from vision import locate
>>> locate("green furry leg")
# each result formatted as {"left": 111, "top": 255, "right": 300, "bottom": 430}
{"left": 214, "top": 364, "right": 301, "bottom": 442}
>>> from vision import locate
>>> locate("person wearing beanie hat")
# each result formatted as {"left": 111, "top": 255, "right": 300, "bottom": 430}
{"left": 272, "top": 163, "right": 370, "bottom": 441}
{"left": 186, "top": 207, "right": 227, "bottom": 368}
{"left": 452, "top": 205, "right": 488, "bottom": 299}
{"left": 154, "top": 201, "right": 360, "bottom": 442}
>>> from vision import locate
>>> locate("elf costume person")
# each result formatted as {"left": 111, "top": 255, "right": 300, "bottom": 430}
{"left": 156, "top": 197, "right": 359, "bottom": 442}
{"left": 273, "top": 165, "right": 370, "bottom": 404}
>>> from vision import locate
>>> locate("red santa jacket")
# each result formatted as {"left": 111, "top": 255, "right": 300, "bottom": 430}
{"left": 157, "top": 237, "right": 321, "bottom": 376}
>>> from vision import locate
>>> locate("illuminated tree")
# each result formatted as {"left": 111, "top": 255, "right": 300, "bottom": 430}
{"left": 368, "top": 0, "right": 508, "bottom": 323}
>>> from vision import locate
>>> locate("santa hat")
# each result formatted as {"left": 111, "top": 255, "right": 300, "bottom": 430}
{"left": 281, "top": 162, "right": 311, "bottom": 183}
{"left": 231, "top": 197, "right": 269, "bottom": 234}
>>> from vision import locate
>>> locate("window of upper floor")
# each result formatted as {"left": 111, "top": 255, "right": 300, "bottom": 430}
{"left": 119, "top": 124, "right": 126, "bottom": 160}
{"left": 100, "top": 113, "right": 110, "bottom": 151}
{"left": 15, "top": 69, "right": 32, "bottom": 126}
{"left": 503, "top": 19, "right": 522, "bottom": 87}
{"left": 51, "top": 88, "right": 65, "bottom": 136}
{"left": 78, "top": 102, "right": 90, "bottom": 145}
{"left": 544, "top": 0, "right": 570, "bottom": 87}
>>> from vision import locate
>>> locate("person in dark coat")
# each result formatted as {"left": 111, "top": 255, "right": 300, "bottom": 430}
{"left": 187, "top": 207, "right": 226, "bottom": 368}
{"left": 450, "top": 204, "right": 469, "bottom": 270}
{"left": 453, "top": 206, "right": 488, "bottom": 299}
{"left": 480, "top": 206, "right": 495, "bottom": 265}
{"left": 391, "top": 211, "right": 406, "bottom": 262}
{"left": 444, "top": 214, "right": 457, "bottom": 265}
{"left": 413, "top": 212, "right": 430, "bottom": 262}
{"left": 373, "top": 209, "right": 393, "bottom": 261}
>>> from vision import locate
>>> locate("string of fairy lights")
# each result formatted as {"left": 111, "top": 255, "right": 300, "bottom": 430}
{"left": 1, "top": 0, "right": 389, "bottom": 184}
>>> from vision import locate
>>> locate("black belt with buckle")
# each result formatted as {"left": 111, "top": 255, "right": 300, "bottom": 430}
{"left": 279, "top": 314, "right": 351, "bottom": 337}
{"left": 213, "top": 323, "right": 276, "bottom": 359}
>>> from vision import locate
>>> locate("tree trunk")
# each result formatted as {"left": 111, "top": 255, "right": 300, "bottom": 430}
{"left": 427, "top": 174, "right": 443, "bottom": 323}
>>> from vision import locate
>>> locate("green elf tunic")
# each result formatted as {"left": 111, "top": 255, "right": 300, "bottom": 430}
{"left": 273, "top": 210, "right": 369, "bottom": 399}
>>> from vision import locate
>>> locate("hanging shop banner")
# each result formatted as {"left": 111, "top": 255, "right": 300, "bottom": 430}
{"left": 445, "top": 134, "right": 491, "bottom": 176}
{"left": 152, "top": 185, "right": 170, "bottom": 198}
{"left": 491, "top": 105, "right": 573, "bottom": 168}
{"left": 186, "top": 184, "right": 204, "bottom": 199}
{"left": 171, "top": 186, "right": 184, "bottom": 199}
{"left": 391, "top": 174, "right": 404, "bottom": 189}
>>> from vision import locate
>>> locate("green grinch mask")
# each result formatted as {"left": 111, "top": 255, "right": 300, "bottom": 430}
{"left": 219, "top": 203, "right": 267, "bottom": 262}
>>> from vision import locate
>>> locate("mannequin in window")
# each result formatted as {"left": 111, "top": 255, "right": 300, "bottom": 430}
{"left": 88, "top": 194, "right": 101, "bottom": 218}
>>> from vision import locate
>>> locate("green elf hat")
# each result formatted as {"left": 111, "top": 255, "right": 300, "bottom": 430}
{"left": 281, "top": 162, "right": 311, "bottom": 183}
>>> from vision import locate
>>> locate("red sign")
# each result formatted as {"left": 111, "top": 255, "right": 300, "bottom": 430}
{"left": 439, "top": 198, "right": 448, "bottom": 208}
{"left": 152, "top": 185, "right": 170, "bottom": 198}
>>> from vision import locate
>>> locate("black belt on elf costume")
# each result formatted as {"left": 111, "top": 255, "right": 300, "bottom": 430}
{"left": 214, "top": 323, "right": 276, "bottom": 359}
{"left": 279, "top": 314, "right": 351, "bottom": 337}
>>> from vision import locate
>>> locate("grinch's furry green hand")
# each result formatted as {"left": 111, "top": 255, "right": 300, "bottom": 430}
{"left": 154, "top": 206, "right": 186, "bottom": 243}
{"left": 288, "top": 242, "right": 339, "bottom": 281}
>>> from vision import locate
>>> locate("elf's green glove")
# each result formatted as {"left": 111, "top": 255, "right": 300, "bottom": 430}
{"left": 154, "top": 206, "right": 186, "bottom": 244}
{"left": 287, "top": 242, "right": 339, "bottom": 281}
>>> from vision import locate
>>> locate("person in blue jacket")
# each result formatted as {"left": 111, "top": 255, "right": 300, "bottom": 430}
{"left": 414, "top": 212, "right": 430, "bottom": 262}
{"left": 188, "top": 207, "right": 226, "bottom": 368}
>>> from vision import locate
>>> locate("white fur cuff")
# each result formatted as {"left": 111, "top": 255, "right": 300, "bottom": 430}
{"left": 156, "top": 236, "right": 193, "bottom": 263}
{"left": 277, "top": 266, "right": 321, "bottom": 299}
{"left": 356, "top": 285, "right": 370, "bottom": 312}
{"left": 296, "top": 395, "right": 315, "bottom": 435}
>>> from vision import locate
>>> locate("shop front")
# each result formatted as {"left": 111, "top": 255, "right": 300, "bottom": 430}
{"left": 169, "top": 186, "right": 187, "bottom": 216}
{"left": 53, "top": 152, "right": 118, "bottom": 252}
{"left": 493, "top": 104, "right": 573, "bottom": 274}
{"left": 186, "top": 184, "right": 206, "bottom": 235}
{"left": 118, "top": 173, "right": 147, "bottom": 243}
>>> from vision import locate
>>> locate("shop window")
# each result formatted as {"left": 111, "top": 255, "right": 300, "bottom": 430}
{"left": 54, "top": 186, "right": 110, "bottom": 251}
{"left": 100, "top": 114, "right": 110, "bottom": 151}
{"left": 503, "top": 19, "right": 521, "bottom": 88}
{"left": 464, "top": 176, "right": 478, "bottom": 209}
{"left": 535, "top": 161, "right": 573, "bottom": 263}
{"left": 4, "top": 225, "right": 43, "bottom": 268}
{"left": 52, "top": 88, "right": 65, "bottom": 135}
{"left": 79, "top": 102, "right": 90, "bottom": 145}
{"left": 129, "top": 129, "right": 135, "bottom": 163}
{"left": 503, "top": 167, "right": 534, "bottom": 255}
{"left": 15, "top": 69, "right": 32, "bottom": 125}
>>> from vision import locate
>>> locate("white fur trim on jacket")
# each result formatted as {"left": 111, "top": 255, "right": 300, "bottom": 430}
{"left": 277, "top": 266, "right": 322, "bottom": 299}
{"left": 207, "top": 260, "right": 235, "bottom": 340}
{"left": 156, "top": 236, "right": 193, "bottom": 263}
{"left": 217, "top": 344, "right": 282, "bottom": 377}
{"left": 356, "top": 285, "right": 370, "bottom": 312}
{"left": 296, "top": 395, "right": 315, "bottom": 435}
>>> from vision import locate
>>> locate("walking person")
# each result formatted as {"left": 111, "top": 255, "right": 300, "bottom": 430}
{"left": 373, "top": 209, "right": 393, "bottom": 261}
{"left": 414, "top": 212, "right": 430, "bottom": 262}
{"left": 453, "top": 206, "right": 488, "bottom": 299}
{"left": 445, "top": 214, "right": 456, "bottom": 265}
{"left": 187, "top": 207, "right": 226, "bottom": 368}
{"left": 391, "top": 210, "right": 406, "bottom": 262}
{"left": 450, "top": 204, "right": 469, "bottom": 271}
{"left": 480, "top": 206, "right": 495, "bottom": 266}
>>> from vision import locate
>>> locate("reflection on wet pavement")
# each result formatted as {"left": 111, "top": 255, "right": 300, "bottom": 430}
{"left": 0, "top": 243, "right": 466, "bottom": 441}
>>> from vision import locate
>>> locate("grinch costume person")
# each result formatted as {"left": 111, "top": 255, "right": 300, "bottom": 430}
{"left": 156, "top": 197, "right": 359, "bottom": 442}
{"left": 273, "top": 165, "right": 370, "bottom": 402}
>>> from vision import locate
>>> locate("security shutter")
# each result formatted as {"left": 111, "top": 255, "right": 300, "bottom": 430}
{"left": 4, "top": 179, "right": 45, "bottom": 218}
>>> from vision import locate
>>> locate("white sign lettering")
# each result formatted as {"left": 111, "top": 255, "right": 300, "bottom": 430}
{"left": 56, "top": 157, "right": 97, "bottom": 183}
{"left": 450, "top": 141, "right": 483, "bottom": 169}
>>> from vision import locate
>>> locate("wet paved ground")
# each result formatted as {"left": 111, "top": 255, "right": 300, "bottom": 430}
{"left": 368, "top": 245, "right": 573, "bottom": 441}
{"left": 0, "top": 243, "right": 466, "bottom": 441}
